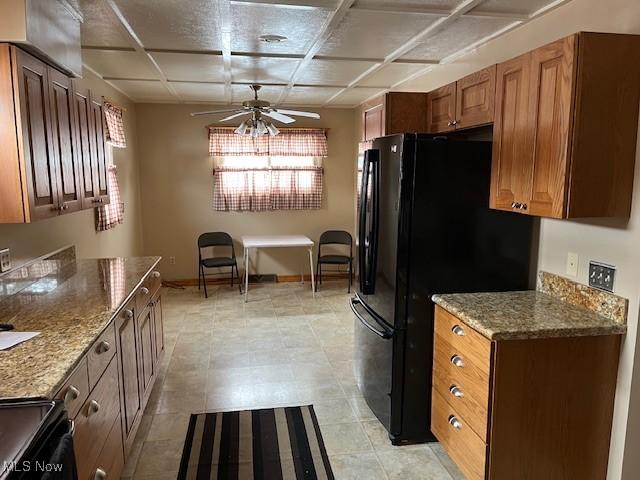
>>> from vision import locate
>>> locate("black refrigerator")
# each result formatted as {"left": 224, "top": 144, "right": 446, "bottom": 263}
{"left": 351, "top": 133, "right": 534, "bottom": 444}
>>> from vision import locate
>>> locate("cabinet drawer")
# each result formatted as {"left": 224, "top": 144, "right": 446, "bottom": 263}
{"left": 56, "top": 357, "right": 89, "bottom": 419}
{"left": 434, "top": 334, "right": 490, "bottom": 413}
{"left": 89, "top": 415, "right": 124, "bottom": 480}
{"left": 136, "top": 270, "right": 161, "bottom": 313}
{"left": 74, "top": 357, "right": 120, "bottom": 480}
{"left": 87, "top": 323, "right": 116, "bottom": 389}
{"left": 435, "top": 306, "right": 491, "bottom": 374}
{"left": 432, "top": 390, "right": 486, "bottom": 480}
{"left": 433, "top": 355, "right": 489, "bottom": 440}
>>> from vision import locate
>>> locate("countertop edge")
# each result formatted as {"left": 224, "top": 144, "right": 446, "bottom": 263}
{"left": 44, "top": 256, "right": 162, "bottom": 399}
{"left": 432, "top": 294, "right": 628, "bottom": 341}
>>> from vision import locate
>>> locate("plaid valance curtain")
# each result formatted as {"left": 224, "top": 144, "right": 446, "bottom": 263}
{"left": 103, "top": 100, "right": 127, "bottom": 148}
{"left": 97, "top": 166, "right": 124, "bottom": 231}
{"left": 208, "top": 127, "right": 328, "bottom": 157}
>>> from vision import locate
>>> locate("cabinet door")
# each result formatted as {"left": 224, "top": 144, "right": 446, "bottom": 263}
{"left": 12, "top": 47, "right": 59, "bottom": 220}
{"left": 137, "top": 305, "right": 156, "bottom": 409}
{"left": 455, "top": 65, "right": 496, "bottom": 130}
{"left": 48, "top": 68, "right": 82, "bottom": 213}
{"left": 89, "top": 94, "right": 110, "bottom": 204}
{"left": 115, "top": 307, "right": 141, "bottom": 445}
{"left": 526, "top": 36, "right": 576, "bottom": 218}
{"left": 152, "top": 295, "right": 164, "bottom": 364}
{"left": 490, "top": 53, "right": 532, "bottom": 212}
{"left": 73, "top": 86, "right": 99, "bottom": 208}
{"left": 363, "top": 103, "right": 384, "bottom": 141}
{"left": 427, "top": 82, "right": 456, "bottom": 133}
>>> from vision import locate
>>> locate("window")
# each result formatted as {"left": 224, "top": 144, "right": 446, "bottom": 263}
{"left": 213, "top": 156, "right": 323, "bottom": 212}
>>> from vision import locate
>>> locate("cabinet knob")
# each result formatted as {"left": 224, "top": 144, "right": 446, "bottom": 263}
{"left": 94, "top": 467, "right": 107, "bottom": 480}
{"left": 452, "top": 120, "right": 458, "bottom": 125}
{"left": 124, "top": 309, "right": 134, "bottom": 320}
{"left": 450, "top": 354, "right": 465, "bottom": 368}
{"left": 447, "top": 121, "right": 453, "bottom": 127}
{"left": 64, "top": 385, "right": 79, "bottom": 404}
{"left": 449, "top": 385, "right": 464, "bottom": 398}
{"left": 96, "top": 340, "right": 111, "bottom": 354}
{"left": 152, "top": 271, "right": 161, "bottom": 279}
{"left": 512, "top": 202, "right": 522, "bottom": 209}
{"left": 448, "top": 415, "right": 463, "bottom": 430}
{"left": 140, "top": 287, "right": 150, "bottom": 295}
{"left": 520, "top": 203, "right": 528, "bottom": 210}
{"left": 88, "top": 400, "right": 100, "bottom": 416}
{"left": 451, "top": 325, "right": 465, "bottom": 336}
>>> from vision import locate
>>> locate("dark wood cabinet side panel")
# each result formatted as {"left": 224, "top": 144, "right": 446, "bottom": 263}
{"left": 73, "top": 86, "right": 97, "bottom": 207}
{"left": 153, "top": 294, "right": 164, "bottom": 363}
{"left": 115, "top": 308, "right": 141, "bottom": 443}
{"left": 137, "top": 306, "right": 156, "bottom": 410}
{"left": 568, "top": 33, "right": 640, "bottom": 218}
{"left": 488, "top": 335, "right": 621, "bottom": 480}
{"left": 364, "top": 103, "right": 384, "bottom": 141}
{"left": 13, "top": 48, "right": 59, "bottom": 219}
{"left": 90, "top": 94, "right": 109, "bottom": 201}
{"left": 0, "top": 44, "right": 26, "bottom": 223}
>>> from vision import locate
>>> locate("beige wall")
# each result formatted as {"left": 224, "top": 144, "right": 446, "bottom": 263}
{"left": 135, "top": 104, "right": 356, "bottom": 280}
{"left": 0, "top": 68, "right": 144, "bottom": 265}
{"left": 398, "top": 0, "right": 640, "bottom": 478}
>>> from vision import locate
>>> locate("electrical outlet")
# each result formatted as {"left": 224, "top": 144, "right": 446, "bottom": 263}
{"left": 0, "top": 248, "right": 11, "bottom": 273}
{"left": 169, "top": 256, "right": 176, "bottom": 265}
{"left": 589, "top": 261, "right": 615, "bottom": 292}
{"left": 566, "top": 252, "right": 579, "bottom": 277}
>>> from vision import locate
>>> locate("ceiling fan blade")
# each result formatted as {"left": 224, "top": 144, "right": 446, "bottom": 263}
{"left": 189, "top": 108, "right": 244, "bottom": 117}
{"left": 274, "top": 109, "right": 320, "bottom": 119}
{"left": 262, "top": 111, "right": 296, "bottom": 124}
{"left": 219, "top": 111, "right": 252, "bottom": 122}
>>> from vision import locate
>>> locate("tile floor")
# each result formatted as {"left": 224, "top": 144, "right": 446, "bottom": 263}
{"left": 121, "top": 280, "right": 464, "bottom": 480}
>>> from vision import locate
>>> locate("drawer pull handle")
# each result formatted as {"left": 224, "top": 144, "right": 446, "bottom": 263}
{"left": 449, "top": 385, "right": 464, "bottom": 398}
{"left": 152, "top": 271, "right": 161, "bottom": 278}
{"left": 88, "top": 400, "right": 100, "bottom": 416}
{"left": 94, "top": 467, "right": 107, "bottom": 480}
{"left": 124, "top": 309, "right": 134, "bottom": 320}
{"left": 450, "top": 355, "right": 465, "bottom": 368}
{"left": 448, "top": 415, "right": 463, "bottom": 430}
{"left": 140, "top": 287, "right": 150, "bottom": 295}
{"left": 451, "top": 325, "right": 465, "bottom": 336}
{"left": 64, "top": 385, "right": 79, "bottom": 403}
{"left": 97, "top": 340, "right": 111, "bottom": 354}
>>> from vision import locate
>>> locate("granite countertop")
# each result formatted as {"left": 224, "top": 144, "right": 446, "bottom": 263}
{"left": 432, "top": 290, "right": 627, "bottom": 341}
{"left": 0, "top": 256, "right": 161, "bottom": 399}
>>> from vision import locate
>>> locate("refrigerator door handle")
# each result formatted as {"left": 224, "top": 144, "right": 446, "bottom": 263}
{"left": 358, "top": 149, "right": 380, "bottom": 294}
{"left": 350, "top": 296, "right": 393, "bottom": 339}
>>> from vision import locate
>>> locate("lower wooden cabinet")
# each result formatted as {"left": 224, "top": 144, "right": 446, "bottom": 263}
{"left": 54, "top": 267, "right": 164, "bottom": 478}
{"left": 432, "top": 306, "right": 621, "bottom": 480}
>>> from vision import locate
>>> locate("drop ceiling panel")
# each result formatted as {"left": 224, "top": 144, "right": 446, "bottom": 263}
{"left": 232, "top": 84, "right": 284, "bottom": 104}
{"left": 354, "top": 0, "right": 461, "bottom": 11}
{"left": 359, "top": 62, "right": 430, "bottom": 87}
{"left": 79, "top": 0, "right": 133, "bottom": 48}
{"left": 401, "top": 16, "right": 514, "bottom": 61}
{"left": 82, "top": 50, "right": 159, "bottom": 80}
{"left": 319, "top": 11, "right": 443, "bottom": 59}
{"left": 112, "top": 0, "right": 222, "bottom": 50}
{"left": 285, "top": 86, "right": 343, "bottom": 105}
{"left": 329, "top": 87, "right": 386, "bottom": 106}
{"left": 473, "top": 0, "right": 555, "bottom": 15}
{"left": 231, "top": 4, "right": 331, "bottom": 55}
{"left": 109, "top": 80, "right": 171, "bottom": 101}
{"left": 295, "top": 59, "right": 377, "bottom": 86}
{"left": 231, "top": 56, "right": 299, "bottom": 84}
{"left": 170, "top": 82, "right": 227, "bottom": 102}
{"left": 151, "top": 52, "right": 226, "bottom": 82}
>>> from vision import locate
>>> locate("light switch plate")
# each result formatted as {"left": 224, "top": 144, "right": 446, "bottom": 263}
{"left": 589, "top": 261, "right": 615, "bottom": 292}
{"left": 566, "top": 252, "right": 579, "bottom": 277}
{"left": 0, "top": 248, "right": 10, "bottom": 273}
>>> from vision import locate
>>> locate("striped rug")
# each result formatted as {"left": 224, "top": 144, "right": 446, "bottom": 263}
{"left": 177, "top": 406, "right": 335, "bottom": 480}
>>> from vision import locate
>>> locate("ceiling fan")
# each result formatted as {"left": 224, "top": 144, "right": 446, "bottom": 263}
{"left": 190, "top": 84, "right": 320, "bottom": 137}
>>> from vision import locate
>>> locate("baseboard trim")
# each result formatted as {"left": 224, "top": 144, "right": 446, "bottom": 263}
{"left": 169, "top": 272, "right": 353, "bottom": 287}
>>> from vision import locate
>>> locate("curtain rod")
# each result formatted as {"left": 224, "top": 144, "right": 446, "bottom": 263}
{"left": 102, "top": 96, "right": 127, "bottom": 112}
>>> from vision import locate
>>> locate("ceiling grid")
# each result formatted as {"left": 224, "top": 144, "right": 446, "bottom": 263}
{"left": 77, "top": 0, "right": 574, "bottom": 106}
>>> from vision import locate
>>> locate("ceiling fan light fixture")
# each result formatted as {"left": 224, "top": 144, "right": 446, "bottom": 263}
{"left": 266, "top": 122, "right": 280, "bottom": 136}
{"left": 259, "top": 34, "right": 287, "bottom": 43}
{"left": 234, "top": 120, "right": 249, "bottom": 135}
{"left": 256, "top": 119, "right": 268, "bottom": 136}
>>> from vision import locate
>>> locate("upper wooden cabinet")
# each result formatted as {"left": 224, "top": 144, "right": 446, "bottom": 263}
{"left": 427, "top": 66, "right": 496, "bottom": 133}
{"left": 0, "top": 44, "right": 111, "bottom": 223}
{"left": 491, "top": 32, "right": 640, "bottom": 219}
{"left": 359, "top": 92, "right": 429, "bottom": 142}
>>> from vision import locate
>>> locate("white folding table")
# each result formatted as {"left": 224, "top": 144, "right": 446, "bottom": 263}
{"left": 241, "top": 235, "right": 315, "bottom": 302}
